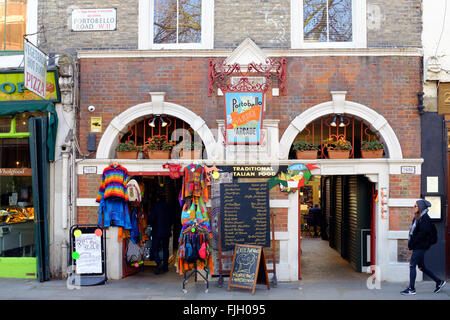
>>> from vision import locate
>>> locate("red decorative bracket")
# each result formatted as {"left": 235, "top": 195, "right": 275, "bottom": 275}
{"left": 208, "top": 57, "right": 287, "bottom": 96}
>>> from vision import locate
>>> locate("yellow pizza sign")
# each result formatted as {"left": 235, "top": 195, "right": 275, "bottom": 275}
{"left": 0, "top": 70, "right": 60, "bottom": 102}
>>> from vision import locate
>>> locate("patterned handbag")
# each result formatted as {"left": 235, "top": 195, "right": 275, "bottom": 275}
{"left": 126, "top": 238, "right": 144, "bottom": 264}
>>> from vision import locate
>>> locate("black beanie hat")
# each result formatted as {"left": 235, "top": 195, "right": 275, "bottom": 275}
{"left": 416, "top": 199, "right": 431, "bottom": 212}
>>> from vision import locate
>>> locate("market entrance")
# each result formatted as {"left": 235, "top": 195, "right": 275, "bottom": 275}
{"left": 123, "top": 173, "right": 183, "bottom": 278}
{"left": 298, "top": 175, "right": 376, "bottom": 281}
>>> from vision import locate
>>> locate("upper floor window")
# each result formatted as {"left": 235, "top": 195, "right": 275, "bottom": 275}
{"left": 139, "top": 0, "right": 214, "bottom": 50}
{"left": 291, "top": 0, "right": 366, "bottom": 49}
{"left": 0, "top": 0, "right": 27, "bottom": 51}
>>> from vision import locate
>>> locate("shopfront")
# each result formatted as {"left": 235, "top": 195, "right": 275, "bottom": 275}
{"left": 0, "top": 69, "right": 60, "bottom": 281}
{"left": 75, "top": 41, "right": 424, "bottom": 283}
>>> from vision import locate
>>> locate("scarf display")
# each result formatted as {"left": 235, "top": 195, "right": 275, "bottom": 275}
{"left": 176, "top": 163, "right": 214, "bottom": 275}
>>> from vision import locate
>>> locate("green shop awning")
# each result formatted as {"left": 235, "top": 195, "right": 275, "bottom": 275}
{"left": 0, "top": 100, "right": 58, "bottom": 161}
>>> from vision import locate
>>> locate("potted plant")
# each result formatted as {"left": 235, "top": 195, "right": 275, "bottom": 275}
{"left": 323, "top": 137, "right": 352, "bottom": 159}
{"left": 115, "top": 141, "right": 141, "bottom": 159}
{"left": 361, "top": 139, "right": 384, "bottom": 158}
{"left": 143, "top": 135, "right": 175, "bottom": 159}
{"left": 292, "top": 141, "right": 319, "bottom": 159}
{"left": 179, "top": 140, "right": 203, "bottom": 159}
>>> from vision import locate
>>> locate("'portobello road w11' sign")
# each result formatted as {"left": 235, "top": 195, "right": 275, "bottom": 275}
{"left": 71, "top": 8, "right": 117, "bottom": 31}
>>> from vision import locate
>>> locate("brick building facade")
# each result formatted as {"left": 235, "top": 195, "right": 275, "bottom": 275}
{"left": 15, "top": 0, "right": 431, "bottom": 281}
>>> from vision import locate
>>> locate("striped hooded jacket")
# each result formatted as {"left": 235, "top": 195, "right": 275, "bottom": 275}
{"left": 96, "top": 164, "right": 129, "bottom": 202}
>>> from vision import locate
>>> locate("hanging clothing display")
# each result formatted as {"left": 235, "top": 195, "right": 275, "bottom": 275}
{"left": 204, "top": 165, "right": 219, "bottom": 186}
{"left": 176, "top": 163, "right": 214, "bottom": 275}
{"left": 163, "top": 163, "right": 182, "bottom": 179}
{"left": 127, "top": 179, "right": 141, "bottom": 202}
{"left": 181, "top": 164, "right": 209, "bottom": 202}
{"left": 96, "top": 164, "right": 129, "bottom": 203}
{"left": 98, "top": 197, "right": 132, "bottom": 229}
{"left": 96, "top": 163, "right": 132, "bottom": 242}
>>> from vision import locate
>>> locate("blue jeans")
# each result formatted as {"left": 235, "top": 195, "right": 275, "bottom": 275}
{"left": 409, "top": 249, "right": 441, "bottom": 289}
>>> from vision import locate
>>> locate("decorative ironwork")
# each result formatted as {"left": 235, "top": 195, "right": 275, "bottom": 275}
{"left": 208, "top": 57, "right": 287, "bottom": 96}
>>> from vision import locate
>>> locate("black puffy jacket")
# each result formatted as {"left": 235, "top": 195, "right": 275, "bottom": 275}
{"left": 408, "top": 211, "right": 432, "bottom": 250}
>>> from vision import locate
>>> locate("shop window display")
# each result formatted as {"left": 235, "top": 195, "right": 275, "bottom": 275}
{"left": 0, "top": 115, "right": 35, "bottom": 258}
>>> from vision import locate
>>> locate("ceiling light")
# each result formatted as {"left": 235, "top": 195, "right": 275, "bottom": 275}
{"left": 330, "top": 115, "right": 337, "bottom": 127}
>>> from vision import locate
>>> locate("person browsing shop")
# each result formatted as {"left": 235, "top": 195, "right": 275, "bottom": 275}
{"left": 401, "top": 199, "right": 446, "bottom": 295}
{"left": 149, "top": 192, "right": 174, "bottom": 275}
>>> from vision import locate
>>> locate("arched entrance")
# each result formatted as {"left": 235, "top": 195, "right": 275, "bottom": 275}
{"left": 279, "top": 91, "right": 403, "bottom": 160}
{"left": 96, "top": 93, "right": 217, "bottom": 159}
{"left": 279, "top": 92, "right": 406, "bottom": 282}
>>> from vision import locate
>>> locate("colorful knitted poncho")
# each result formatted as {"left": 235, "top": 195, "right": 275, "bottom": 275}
{"left": 96, "top": 164, "right": 129, "bottom": 202}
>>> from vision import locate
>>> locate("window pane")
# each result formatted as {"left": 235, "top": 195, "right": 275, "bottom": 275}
{"left": 178, "top": 0, "right": 201, "bottom": 43}
{"left": 153, "top": 0, "right": 177, "bottom": 44}
{"left": 0, "top": 116, "right": 12, "bottom": 133}
{"left": 0, "top": 134, "right": 34, "bottom": 258}
{"left": 303, "top": 0, "right": 328, "bottom": 42}
{"left": 328, "top": 0, "right": 352, "bottom": 42}
{"left": 5, "top": 0, "right": 27, "bottom": 50}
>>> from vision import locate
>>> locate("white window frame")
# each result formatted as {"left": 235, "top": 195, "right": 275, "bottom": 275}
{"left": 291, "top": 0, "right": 366, "bottom": 49}
{"left": 139, "top": 0, "right": 214, "bottom": 50}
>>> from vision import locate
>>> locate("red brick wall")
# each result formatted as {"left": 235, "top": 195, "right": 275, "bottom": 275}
{"left": 272, "top": 208, "right": 288, "bottom": 232}
{"left": 77, "top": 206, "right": 99, "bottom": 225}
{"left": 389, "top": 174, "right": 421, "bottom": 198}
{"left": 78, "top": 56, "right": 422, "bottom": 158}
{"left": 389, "top": 207, "right": 413, "bottom": 231}
{"left": 77, "top": 174, "right": 102, "bottom": 198}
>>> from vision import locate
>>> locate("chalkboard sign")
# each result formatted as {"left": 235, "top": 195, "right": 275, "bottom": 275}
{"left": 69, "top": 225, "right": 106, "bottom": 286}
{"left": 228, "top": 244, "right": 270, "bottom": 295}
{"left": 220, "top": 182, "right": 270, "bottom": 250}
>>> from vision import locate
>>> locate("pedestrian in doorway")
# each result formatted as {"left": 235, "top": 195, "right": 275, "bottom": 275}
{"left": 149, "top": 192, "right": 174, "bottom": 274}
{"left": 308, "top": 203, "right": 322, "bottom": 237}
{"left": 401, "top": 199, "right": 446, "bottom": 295}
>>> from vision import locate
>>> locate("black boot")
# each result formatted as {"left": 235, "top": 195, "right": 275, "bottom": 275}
{"left": 162, "top": 263, "right": 169, "bottom": 273}
{"left": 154, "top": 263, "right": 162, "bottom": 275}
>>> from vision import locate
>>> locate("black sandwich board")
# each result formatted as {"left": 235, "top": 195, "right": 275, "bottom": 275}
{"left": 228, "top": 244, "right": 270, "bottom": 295}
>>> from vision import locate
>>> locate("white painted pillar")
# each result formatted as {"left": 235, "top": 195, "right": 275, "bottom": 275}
{"left": 105, "top": 227, "right": 123, "bottom": 280}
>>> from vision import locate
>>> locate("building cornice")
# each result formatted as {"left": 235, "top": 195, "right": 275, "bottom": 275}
{"left": 77, "top": 47, "right": 423, "bottom": 59}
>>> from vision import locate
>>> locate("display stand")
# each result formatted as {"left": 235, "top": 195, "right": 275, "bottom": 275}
{"left": 217, "top": 212, "right": 277, "bottom": 288}
{"left": 182, "top": 261, "right": 209, "bottom": 294}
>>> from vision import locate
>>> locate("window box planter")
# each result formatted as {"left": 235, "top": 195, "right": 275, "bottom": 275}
{"left": 361, "top": 149, "right": 383, "bottom": 159}
{"left": 295, "top": 150, "right": 318, "bottom": 159}
{"left": 328, "top": 150, "right": 350, "bottom": 159}
{"left": 116, "top": 151, "right": 139, "bottom": 159}
{"left": 147, "top": 150, "right": 171, "bottom": 159}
